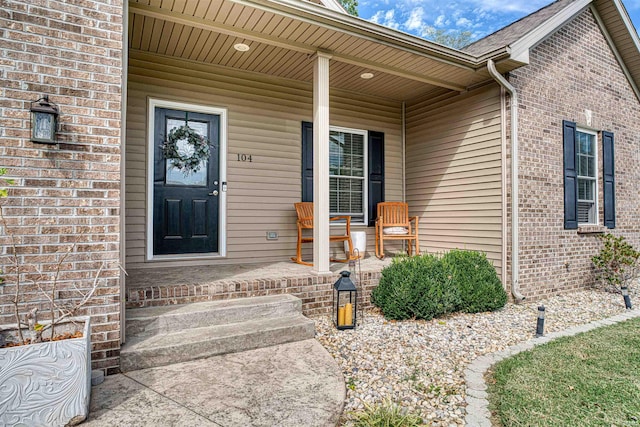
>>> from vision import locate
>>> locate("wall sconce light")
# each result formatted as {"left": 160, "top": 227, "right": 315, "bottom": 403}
{"left": 30, "top": 95, "right": 59, "bottom": 144}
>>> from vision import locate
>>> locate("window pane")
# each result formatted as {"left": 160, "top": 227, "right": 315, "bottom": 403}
{"left": 578, "top": 178, "right": 594, "bottom": 200}
{"left": 165, "top": 118, "right": 208, "bottom": 186}
{"left": 329, "top": 134, "right": 341, "bottom": 174}
{"left": 577, "top": 155, "right": 587, "bottom": 176}
{"left": 329, "top": 129, "right": 365, "bottom": 219}
{"left": 576, "top": 130, "right": 597, "bottom": 224}
{"left": 330, "top": 177, "right": 363, "bottom": 215}
{"left": 577, "top": 132, "right": 594, "bottom": 156}
{"left": 329, "top": 130, "right": 364, "bottom": 177}
{"left": 578, "top": 201, "right": 593, "bottom": 223}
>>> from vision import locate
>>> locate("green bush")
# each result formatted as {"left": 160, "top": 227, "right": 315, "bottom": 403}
{"left": 372, "top": 254, "right": 459, "bottom": 320}
{"left": 372, "top": 250, "right": 507, "bottom": 321}
{"left": 441, "top": 249, "right": 507, "bottom": 313}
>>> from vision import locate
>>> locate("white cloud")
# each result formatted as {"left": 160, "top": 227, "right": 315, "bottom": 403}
{"left": 381, "top": 9, "right": 400, "bottom": 30}
{"left": 456, "top": 17, "right": 472, "bottom": 28}
{"left": 405, "top": 7, "right": 424, "bottom": 31}
{"left": 470, "top": 0, "right": 549, "bottom": 13}
{"left": 370, "top": 10, "right": 383, "bottom": 24}
{"left": 360, "top": 0, "right": 564, "bottom": 43}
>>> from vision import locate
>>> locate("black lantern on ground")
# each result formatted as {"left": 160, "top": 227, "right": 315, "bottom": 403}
{"left": 30, "top": 95, "right": 59, "bottom": 144}
{"left": 333, "top": 271, "right": 357, "bottom": 330}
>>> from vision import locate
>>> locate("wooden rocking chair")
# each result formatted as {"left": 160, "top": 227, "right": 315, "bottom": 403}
{"left": 291, "top": 202, "right": 354, "bottom": 266}
{"left": 375, "top": 202, "right": 420, "bottom": 259}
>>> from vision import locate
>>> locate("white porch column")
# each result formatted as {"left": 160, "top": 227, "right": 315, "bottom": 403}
{"left": 313, "top": 52, "right": 331, "bottom": 274}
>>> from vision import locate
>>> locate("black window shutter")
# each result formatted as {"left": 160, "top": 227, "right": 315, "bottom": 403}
{"left": 301, "top": 121, "right": 313, "bottom": 202}
{"left": 368, "top": 131, "right": 385, "bottom": 226}
{"left": 563, "top": 120, "right": 578, "bottom": 229}
{"left": 602, "top": 130, "right": 615, "bottom": 229}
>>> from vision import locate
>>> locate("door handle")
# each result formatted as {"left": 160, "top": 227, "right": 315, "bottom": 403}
{"left": 209, "top": 190, "right": 219, "bottom": 196}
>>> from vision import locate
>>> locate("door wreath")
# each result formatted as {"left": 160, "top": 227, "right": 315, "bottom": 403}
{"left": 161, "top": 125, "right": 211, "bottom": 174}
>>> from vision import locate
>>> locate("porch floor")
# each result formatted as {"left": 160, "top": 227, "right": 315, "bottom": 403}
{"left": 127, "top": 256, "right": 391, "bottom": 288}
{"left": 125, "top": 256, "right": 392, "bottom": 314}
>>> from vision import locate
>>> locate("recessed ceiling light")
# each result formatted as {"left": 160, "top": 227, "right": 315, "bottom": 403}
{"left": 234, "top": 43, "right": 250, "bottom": 52}
{"left": 360, "top": 72, "right": 374, "bottom": 79}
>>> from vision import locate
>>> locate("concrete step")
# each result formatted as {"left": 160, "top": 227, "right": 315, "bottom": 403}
{"left": 126, "top": 294, "right": 302, "bottom": 337}
{"left": 120, "top": 314, "right": 316, "bottom": 372}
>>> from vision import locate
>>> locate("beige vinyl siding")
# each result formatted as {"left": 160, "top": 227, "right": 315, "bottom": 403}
{"left": 405, "top": 84, "right": 503, "bottom": 276}
{"left": 125, "top": 51, "right": 402, "bottom": 268}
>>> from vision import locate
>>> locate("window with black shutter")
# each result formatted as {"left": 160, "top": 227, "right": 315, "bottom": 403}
{"left": 562, "top": 120, "right": 615, "bottom": 229}
{"left": 302, "top": 122, "right": 384, "bottom": 225}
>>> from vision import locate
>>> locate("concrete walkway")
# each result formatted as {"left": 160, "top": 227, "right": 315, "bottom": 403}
{"left": 84, "top": 339, "right": 345, "bottom": 427}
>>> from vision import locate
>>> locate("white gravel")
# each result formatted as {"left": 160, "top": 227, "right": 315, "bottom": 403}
{"left": 314, "top": 287, "right": 638, "bottom": 426}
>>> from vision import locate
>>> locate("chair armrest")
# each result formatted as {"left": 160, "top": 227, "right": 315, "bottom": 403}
{"left": 330, "top": 215, "right": 351, "bottom": 233}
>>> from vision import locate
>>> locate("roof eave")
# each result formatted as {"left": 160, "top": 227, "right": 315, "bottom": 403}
{"left": 507, "top": 0, "right": 592, "bottom": 65}
{"left": 228, "top": 0, "right": 506, "bottom": 69}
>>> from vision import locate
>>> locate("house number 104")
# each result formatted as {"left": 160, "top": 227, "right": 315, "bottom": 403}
{"left": 237, "top": 154, "right": 252, "bottom": 162}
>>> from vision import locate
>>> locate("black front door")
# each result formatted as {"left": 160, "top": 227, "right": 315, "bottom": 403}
{"left": 153, "top": 108, "right": 219, "bottom": 255}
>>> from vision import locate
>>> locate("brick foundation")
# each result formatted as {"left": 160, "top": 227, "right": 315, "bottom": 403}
{"left": 126, "top": 269, "right": 382, "bottom": 318}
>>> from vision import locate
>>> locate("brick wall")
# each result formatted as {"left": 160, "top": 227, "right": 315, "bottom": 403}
{"left": 0, "top": 0, "right": 124, "bottom": 374}
{"left": 508, "top": 9, "right": 640, "bottom": 299}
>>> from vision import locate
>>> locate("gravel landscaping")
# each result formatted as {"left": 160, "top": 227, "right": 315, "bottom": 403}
{"left": 314, "top": 287, "right": 638, "bottom": 426}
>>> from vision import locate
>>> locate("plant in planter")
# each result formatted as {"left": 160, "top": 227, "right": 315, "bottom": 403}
{"left": 0, "top": 168, "right": 107, "bottom": 426}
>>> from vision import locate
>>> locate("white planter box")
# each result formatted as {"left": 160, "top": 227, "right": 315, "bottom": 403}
{"left": 0, "top": 316, "right": 92, "bottom": 427}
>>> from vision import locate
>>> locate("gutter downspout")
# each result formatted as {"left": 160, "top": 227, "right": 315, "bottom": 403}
{"left": 487, "top": 59, "right": 525, "bottom": 302}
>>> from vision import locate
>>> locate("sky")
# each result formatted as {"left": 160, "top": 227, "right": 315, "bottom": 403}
{"left": 357, "top": 0, "right": 640, "bottom": 46}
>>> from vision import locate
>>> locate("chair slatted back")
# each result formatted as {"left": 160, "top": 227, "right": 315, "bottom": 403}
{"left": 294, "top": 202, "right": 314, "bottom": 229}
{"left": 377, "top": 202, "right": 409, "bottom": 227}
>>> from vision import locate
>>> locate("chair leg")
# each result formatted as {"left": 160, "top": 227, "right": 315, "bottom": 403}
{"left": 291, "top": 227, "right": 313, "bottom": 266}
{"left": 377, "top": 233, "right": 385, "bottom": 260}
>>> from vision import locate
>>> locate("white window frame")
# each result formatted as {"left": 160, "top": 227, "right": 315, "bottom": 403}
{"left": 576, "top": 127, "right": 598, "bottom": 225}
{"left": 329, "top": 125, "right": 368, "bottom": 226}
{"left": 146, "top": 98, "right": 228, "bottom": 261}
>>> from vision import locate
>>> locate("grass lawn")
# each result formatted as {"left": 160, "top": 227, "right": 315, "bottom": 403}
{"left": 488, "top": 317, "right": 640, "bottom": 426}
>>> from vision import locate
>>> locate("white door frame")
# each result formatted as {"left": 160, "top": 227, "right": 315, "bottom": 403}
{"left": 146, "top": 98, "right": 228, "bottom": 261}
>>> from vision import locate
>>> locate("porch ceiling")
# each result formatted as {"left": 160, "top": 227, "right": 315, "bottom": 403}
{"left": 128, "top": 0, "right": 503, "bottom": 101}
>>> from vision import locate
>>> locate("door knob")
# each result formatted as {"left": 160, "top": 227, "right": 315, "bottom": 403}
{"left": 209, "top": 190, "right": 219, "bottom": 196}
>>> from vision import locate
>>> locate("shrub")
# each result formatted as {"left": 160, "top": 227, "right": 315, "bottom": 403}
{"left": 372, "top": 250, "right": 507, "bottom": 321}
{"left": 592, "top": 233, "right": 640, "bottom": 292}
{"left": 372, "top": 254, "right": 459, "bottom": 320}
{"left": 350, "top": 400, "right": 423, "bottom": 427}
{"left": 441, "top": 249, "right": 507, "bottom": 313}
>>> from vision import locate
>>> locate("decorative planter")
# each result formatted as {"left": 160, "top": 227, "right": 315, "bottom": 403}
{"left": 0, "top": 316, "right": 92, "bottom": 427}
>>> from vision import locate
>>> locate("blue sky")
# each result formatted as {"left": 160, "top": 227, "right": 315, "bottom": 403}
{"left": 357, "top": 0, "right": 640, "bottom": 45}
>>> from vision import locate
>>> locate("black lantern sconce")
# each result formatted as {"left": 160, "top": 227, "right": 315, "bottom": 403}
{"left": 30, "top": 96, "right": 59, "bottom": 144}
{"left": 333, "top": 271, "right": 357, "bottom": 330}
